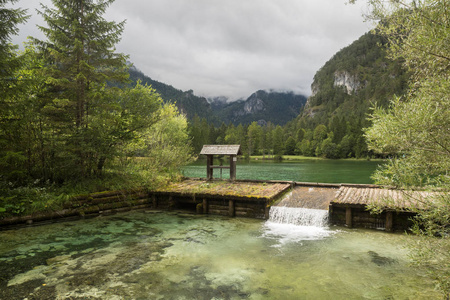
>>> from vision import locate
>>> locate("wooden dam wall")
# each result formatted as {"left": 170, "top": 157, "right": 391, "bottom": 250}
{"left": 151, "top": 193, "right": 270, "bottom": 219}
{"left": 0, "top": 179, "right": 426, "bottom": 232}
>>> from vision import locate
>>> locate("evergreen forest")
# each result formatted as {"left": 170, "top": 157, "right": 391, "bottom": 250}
{"left": 0, "top": 0, "right": 194, "bottom": 215}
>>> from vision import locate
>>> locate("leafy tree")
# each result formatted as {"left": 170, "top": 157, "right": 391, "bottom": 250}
{"left": 338, "top": 134, "right": 355, "bottom": 158}
{"left": 90, "top": 82, "right": 163, "bottom": 173}
{"left": 259, "top": 125, "right": 268, "bottom": 158}
{"left": 129, "top": 102, "right": 195, "bottom": 174}
{"left": 247, "top": 121, "right": 261, "bottom": 156}
{"left": 296, "top": 128, "right": 306, "bottom": 142}
{"left": 272, "top": 125, "right": 284, "bottom": 157}
{"left": 318, "top": 133, "right": 339, "bottom": 158}
{"left": 298, "top": 139, "right": 314, "bottom": 156}
{"left": 224, "top": 123, "right": 238, "bottom": 145}
{"left": 313, "top": 124, "right": 327, "bottom": 142}
{"left": 265, "top": 122, "right": 275, "bottom": 157}
{"left": 284, "top": 136, "right": 297, "bottom": 155}
{"left": 360, "top": 0, "right": 450, "bottom": 296}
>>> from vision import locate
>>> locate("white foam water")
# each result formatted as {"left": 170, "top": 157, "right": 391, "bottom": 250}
{"left": 263, "top": 206, "right": 333, "bottom": 246}
{"left": 269, "top": 206, "right": 329, "bottom": 227}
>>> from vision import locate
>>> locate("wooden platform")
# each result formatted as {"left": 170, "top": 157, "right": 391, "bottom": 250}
{"left": 330, "top": 186, "right": 438, "bottom": 231}
{"left": 333, "top": 186, "right": 434, "bottom": 210}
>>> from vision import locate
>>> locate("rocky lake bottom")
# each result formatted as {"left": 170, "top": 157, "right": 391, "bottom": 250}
{"left": 0, "top": 210, "right": 440, "bottom": 299}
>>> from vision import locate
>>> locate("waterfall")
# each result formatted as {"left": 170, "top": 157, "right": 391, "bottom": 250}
{"left": 269, "top": 206, "right": 329, "bottom": 227}
{"left": 263, "top": 206, "right": 332, "bottom": 245}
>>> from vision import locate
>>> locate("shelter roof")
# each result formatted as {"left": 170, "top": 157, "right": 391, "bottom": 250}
{"left": 200, "top": 145, "right": 242, "bottom": 156}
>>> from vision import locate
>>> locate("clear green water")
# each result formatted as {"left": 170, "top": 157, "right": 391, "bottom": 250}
{"left": 0, "top": 210, "right": 439, "bottom": 299}
{"left": 182, "top": 159, "right": 383, "bottom": 184}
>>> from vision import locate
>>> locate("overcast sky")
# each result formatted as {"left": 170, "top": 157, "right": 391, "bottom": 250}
{"left": 11, "top": 0, "right": 372, "bottom": 100}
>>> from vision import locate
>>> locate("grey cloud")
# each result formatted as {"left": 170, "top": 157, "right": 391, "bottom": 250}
{"left": 13, "top": 0, "right": 371, "bottom": 100}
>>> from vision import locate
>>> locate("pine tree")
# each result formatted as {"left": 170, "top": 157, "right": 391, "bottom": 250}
{"left": 34, "top": 0, "right": 129, "bottom": 176}
{"left": 0, "top": 0, "right": 28, "bottom": 94}
{"left": 0, "top": 0, "right": 29, "bottom": 181}
{"left": 36, "top": 0, "right": 128, "bottom": 127}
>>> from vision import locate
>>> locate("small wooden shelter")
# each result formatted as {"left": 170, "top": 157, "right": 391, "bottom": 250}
{"left": 200, "top": 145, "right": 242, "bottom": 181}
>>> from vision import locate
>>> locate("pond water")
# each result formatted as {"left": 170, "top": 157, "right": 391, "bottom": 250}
{"left": 182, "top": 159, "right": 383, "bottom": 184}
{"left": 0, "top": 210, "right": 439, "bottom": 299}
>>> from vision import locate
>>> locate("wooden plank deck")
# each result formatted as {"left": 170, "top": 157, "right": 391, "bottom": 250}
{"left": 333, "top": 186, "right": 437, "bottom": 210}
{"left": 154, "top": 179, "right": 291, "bottom": 200}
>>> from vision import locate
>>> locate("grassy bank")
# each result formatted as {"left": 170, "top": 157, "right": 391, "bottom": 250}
{"left": 0, "top": 159, "right": 182, "bottom": 220}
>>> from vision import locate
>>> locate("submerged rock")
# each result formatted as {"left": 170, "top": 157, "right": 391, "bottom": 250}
{"left": 368, "top": 251, "right": 398, "bottom": 266}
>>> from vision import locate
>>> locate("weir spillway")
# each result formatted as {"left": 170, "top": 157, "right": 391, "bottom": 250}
{"left": 267, "top": 186, "right": 336, "bottom": 228}
{"left": 274, "top": 186, "right": 337, "bottom": 210}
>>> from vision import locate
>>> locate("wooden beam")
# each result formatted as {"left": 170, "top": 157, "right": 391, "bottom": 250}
{"left": 230, "top": 155, "right": 237, "bottom": 181}
{"left": 229, "top": 199, "right": 235, "bottom": 217}
{"left": 265, "top": 205, "right": 270, "bottom": 219}
{"left": 203, "top": 198, "right": 208, "bottom": 214}
{"left": 152, "top": 194, "right": 157, "bottom": 209}
{"left": 386, "top": 211, "right": 393, "bottom": 232}
{"left": 206, "top": 155, "right": 213, "bottom": 180}
{"left": 346, "top": 207, "right": 352, "bottom": 228}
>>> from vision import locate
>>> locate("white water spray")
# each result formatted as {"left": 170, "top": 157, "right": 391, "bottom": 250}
{"left": 263, "top": 206, "right": 333, "bottom": 245}
{"left": 269, "top": 206, "right": 329, "bottom": 227}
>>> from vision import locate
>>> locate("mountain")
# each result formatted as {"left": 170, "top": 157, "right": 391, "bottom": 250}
{"left": 302, "top": 31, "right": 407, "bottom": 123}
{"left": 287, "top": 30, "right": 409, "bottom": 158}
{"left": 210, "top": 90, "right": 307, "bottom": 126}
{"left": 128, "top": 66, "right": 212, "bottom": 120}
{"left": 129, "top": 66, "right": 307, "bottom": 126}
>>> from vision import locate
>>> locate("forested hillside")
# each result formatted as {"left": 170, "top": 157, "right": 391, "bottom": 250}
{"left": 287, "top": 31, "right": 409, "bottom": 158}
{"left": 210, "top": 90, "right": 307, "bottom": 126}
{"left": 129, "top": 67, "right": 307, "bottom": 126}
{"left": 189, "top": 30, "right": 409, "bottom": 158}
{"left": 129, "top": 66, "right": 212, "bottom": 120}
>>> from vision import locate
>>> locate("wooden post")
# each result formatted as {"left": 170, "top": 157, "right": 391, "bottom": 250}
{"left": 385, "top": 211, "right": 393, "bottom": 232}
{"left": 168, "top": 195, "right": 174, "bottom": 210}
{"left": 229, "top": 199, "right": 235, "bottom": 217}
{"left": 346, "top": 207, "right": 352, "bottom": 228}
{"left": 265, "top": 205, "right": 270, "bottom": 219}
{"left": 230, "top": 155, "right": 236, "bottom": 181}
{"left": 152, "top": 194, "right": 157, "bottom": 209}
{"left": 206, "top": 155, "right": 213, "bottom": 180}
{"left": 203, "top": 198, "right": 208, "bottom": 214}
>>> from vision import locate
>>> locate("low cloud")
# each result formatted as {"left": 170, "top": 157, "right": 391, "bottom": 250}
{"left": 13, "top": 0, "right": 371, "bottom": 100}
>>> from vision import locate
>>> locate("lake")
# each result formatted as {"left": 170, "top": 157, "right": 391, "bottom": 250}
{"left": 182, "top": 159, "right": 383, "bottom": 184}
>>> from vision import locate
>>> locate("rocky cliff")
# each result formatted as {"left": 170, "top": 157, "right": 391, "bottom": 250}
{"left": 333, "top": 70, "right": 361, "bottom": 95}
{"left": 210, "top": 90, "right": 307, "bottom": 126}
{"left": 301, "top": 31, "right": 407, "bottom": 122}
